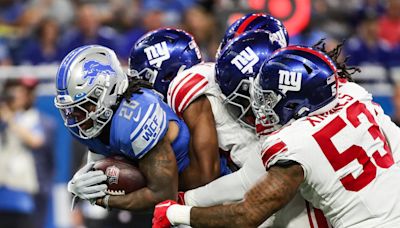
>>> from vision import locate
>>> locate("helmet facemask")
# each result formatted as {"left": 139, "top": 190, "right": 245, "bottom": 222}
{"left": 55, "top": 85, "right": 114, "bottom": 139}
{"left": 223, "top": 79, "right": 256, "bottom": 129}
{"left": 250, "top": 75, "right": 282, "bottom": 134}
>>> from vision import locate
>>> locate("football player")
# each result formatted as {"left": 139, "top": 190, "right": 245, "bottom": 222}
{"left": 167, "top": 14, "right": 329, "bottom": 228}
{"left": 153, "top": 44, "right": 400, "bottom": 227}
{"left": 54, "top": 45, "right": 225, "bottom": 212}
{"left": 129, "top": 28, "right": 231, "bottom": 189}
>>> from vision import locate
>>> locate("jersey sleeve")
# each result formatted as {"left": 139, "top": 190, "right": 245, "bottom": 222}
{"left": 167, "top": 62, "right": 216, "bottom": 117}
{"left": 259, "top": 131, "right": 310, "bottom": 178}
{"left": 115, "top": 91, "right": 169, "bottom": 160}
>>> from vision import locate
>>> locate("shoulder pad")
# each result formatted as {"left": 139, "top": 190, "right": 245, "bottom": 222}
{"left": 167, "top": 62, "right": 216, "bottom": 117}
{"left": 115, "top": 89, "right": 168, "bottom": 159}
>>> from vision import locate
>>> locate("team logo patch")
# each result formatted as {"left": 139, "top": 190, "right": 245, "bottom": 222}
{"left": 143, "top": 41, "right": 170, "bottom": 67}
{"left": 278, "top": 70, "right": 302, "bottom": 92}
{"left": 231, "top": 46, "right": 259, "bottom": 74}
{"left": 82, "top": 60, "right": 116, "bottom": 85}
{"left": 105, "top": 165, "right": 120, "bottom": 185}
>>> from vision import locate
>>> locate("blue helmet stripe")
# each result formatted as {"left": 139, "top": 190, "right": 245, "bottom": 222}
{"left": 56, "top": 45, "right": 93, "bottom": 91}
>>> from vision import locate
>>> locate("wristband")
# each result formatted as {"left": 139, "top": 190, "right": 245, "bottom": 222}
{"left": 166, "top": 204, "right": 193, "bottom": 225}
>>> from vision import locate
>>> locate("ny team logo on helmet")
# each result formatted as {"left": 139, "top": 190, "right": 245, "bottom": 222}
{"left": 251, "top": 46, "right": 338, "bottom": 134}
{"left": 143, "top": 41, "right": 170, "bottom": 67}
{"left": 216, "top": 13, "right": 289, "bottom": 59}
{"left": 54, "top": 45, "right": 128, "bottom": 139}
{"left": 216, "top": 30, "right": 284, "bottom": 129}
{"left": 129, "top": 28, "right": 202, "bottom": 99}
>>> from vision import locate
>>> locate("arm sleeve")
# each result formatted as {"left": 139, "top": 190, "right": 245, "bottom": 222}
{"left": 129, "top": 102, "right": 168, "bottom": 159}
{"left": 184, "top": 151, "right": 266, "bottom": 207}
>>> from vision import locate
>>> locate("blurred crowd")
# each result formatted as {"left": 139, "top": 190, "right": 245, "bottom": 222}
{"left": 1, "top": 0, "right": 400, "bottom": 227}
{"left": 0, "top": 0, "right": 399, "bottom": 68}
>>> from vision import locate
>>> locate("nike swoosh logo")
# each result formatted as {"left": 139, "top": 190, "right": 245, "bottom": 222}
{"left": 156, "top": 201, "right": 172, "bottom": 208}
{"left": 132, "top": 108, "right": 141, "bottom": 122}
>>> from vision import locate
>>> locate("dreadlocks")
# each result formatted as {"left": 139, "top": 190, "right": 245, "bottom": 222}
{"left": 122, "top": 78, "right": 153, "bottom": 100}
{"left": 111, "top": 78, "right": 154, "bottom": 110}
{"left": 312, "top": 39, "right": 360, "bottom": 82}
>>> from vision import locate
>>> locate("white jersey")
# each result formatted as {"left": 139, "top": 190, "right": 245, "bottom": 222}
{"left": 262, "top": 81, "right": 400, "bottom": 228}
{"left": 168, "top": 62, "right": 330, "bottom": 228}
{"left": 167, "top": 62, "right": 257, "bottom": 167}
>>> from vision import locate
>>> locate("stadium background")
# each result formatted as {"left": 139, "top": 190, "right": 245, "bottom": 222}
{"left": 0, "top": 0, "right": 399, "bottom": 227}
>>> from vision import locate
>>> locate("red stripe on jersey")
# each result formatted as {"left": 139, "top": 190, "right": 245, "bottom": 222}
{"left": 235, "top": 14, "right": 258, "bottom": 37}
{"left": 306, "top": 201, "right": 315, "bottom": 228}
{"left": 261, "top": 141, "right": 287, "bottom": 167}
{"left": 174, "top": 74, "right": 205, "bottom": 116}
{"left": 169, "top": 73, "right": 193, "bottom": 103}
{"left": 314, "top": 208, "right": 329, "bottom": 228}
{"left": 178, "top": 80, "right": 208, "bottom": 117}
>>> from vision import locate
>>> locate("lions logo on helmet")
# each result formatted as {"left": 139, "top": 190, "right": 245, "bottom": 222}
{"left": 82, "top": 60, "right": 117, "bottom": 86}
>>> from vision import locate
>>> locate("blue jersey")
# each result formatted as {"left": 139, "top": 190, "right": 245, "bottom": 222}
{"left": 75, "top": 89, "right": 191, "bottom": 173}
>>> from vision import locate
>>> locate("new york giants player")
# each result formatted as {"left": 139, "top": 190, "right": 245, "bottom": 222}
{"left": 153, "top": 45, "right": 400, "bottom": 227}
{"left": 129, "top": 28, "right": 231, "bottom": 189}
{"left": 54, "top": 45, "right": 203, "bottom": 211}
{"left": 216, "top": 13, "right": 288, "bottom": 59}
{"left": 170, "top": 31, "right": 330, "bottom": 228}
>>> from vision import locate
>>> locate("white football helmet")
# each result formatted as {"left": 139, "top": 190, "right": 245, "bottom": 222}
{"left": 54, "top": 45, "right": 128, "bottom": 139}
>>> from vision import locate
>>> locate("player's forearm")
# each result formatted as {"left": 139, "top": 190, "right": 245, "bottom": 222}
{"left": 190, "top": 203, "right": 263, "bottom": 227}
{"left": 106, "top": 186, "right": 177, "bottom": 211}
{"left": 179, "top": 161, "right": 220, "bottom": 190}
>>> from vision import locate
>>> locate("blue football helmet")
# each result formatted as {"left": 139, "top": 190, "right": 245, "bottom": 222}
{"left": 54, "top": 45, "right": 128, "bottom": 139}
{"left": 129, "top": 28, "right": 202, "bottom": 99}
{"left": 251, "top": 46, "right": 338, "bottom": 134}
{"left": 216, "top": 30, "right": 285, "bottom": 128}
{"left": 216, "top": 13, "right": 289, "bottom": 59}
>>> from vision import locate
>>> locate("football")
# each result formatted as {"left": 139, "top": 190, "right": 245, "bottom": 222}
{"left": 93, "top": 156, "right": 146, "bottom": 195}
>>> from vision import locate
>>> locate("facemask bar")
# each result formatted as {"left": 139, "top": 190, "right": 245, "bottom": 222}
{"left": 129, "top": 67, "right": 159, "bottom": 84}
{"left": 250, "top": 75, "right": 281, "bottom": 132}
{"left": 55, "top": 85, "right": 113, "bottom": 139}
{"left": 223, "top": 79, "right": 255, "bottom": 129}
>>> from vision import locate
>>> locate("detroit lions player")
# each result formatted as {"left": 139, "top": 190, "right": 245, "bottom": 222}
{"left": 129, "top": 28, "right": 231, "bottom": 189}
{"left": 54, "top": 45, "right": 216, "bottom": 211}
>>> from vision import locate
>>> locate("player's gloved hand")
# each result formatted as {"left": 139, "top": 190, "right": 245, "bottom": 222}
{"left": 177, "top": 191, "right": 185, "bottom": 205}
{"left": 152, "top": 200, "right": 177, "bottom": 228}
{"left": 68, "top": 162, "right": 108, "bottom": 201}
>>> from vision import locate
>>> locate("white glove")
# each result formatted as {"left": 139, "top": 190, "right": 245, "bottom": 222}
{"left": 68, "top": 162, "right": 108, "bottom": 200}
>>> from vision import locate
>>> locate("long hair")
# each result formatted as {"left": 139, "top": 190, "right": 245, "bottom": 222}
{"left": 112, "top": 78, "right": 153, "bottom": 110}
{"left": 312, "top": 39, "right": 360, "bottom": 82}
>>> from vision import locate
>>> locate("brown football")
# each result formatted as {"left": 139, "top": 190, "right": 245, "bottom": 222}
{"left": 93, "top": 156, "right": 146, "bottom": 195}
